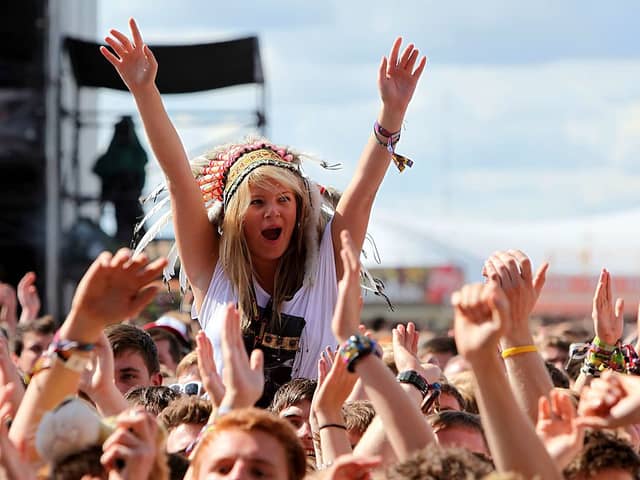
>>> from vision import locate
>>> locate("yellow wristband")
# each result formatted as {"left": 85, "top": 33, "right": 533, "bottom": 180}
{"left": 501, "top": 345, "right": 538, "bottom": 359}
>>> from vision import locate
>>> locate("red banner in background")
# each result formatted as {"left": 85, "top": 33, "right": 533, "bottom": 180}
{"left": 535, "top": 274, "right": 640, "bottom": 317}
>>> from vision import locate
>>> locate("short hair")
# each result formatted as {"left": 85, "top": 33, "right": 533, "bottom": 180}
{"left": 175, "top": 351, "right": 198, "bottom": 379}
{"left": 436, "top": 382, "right": 466, "bottom": 412}
{"left": 51, "top": 445, "right": 106, "bottom": 480}
{"left": 12, "top": 315, "right": 56, "bottom": 357}
{"left": 159, "top": 395, "right": 212, "bottom": 431}
{"left": 191, "top": 407, "right": 306, "bottom": 480}
{"left": 545, "top": 361, "right": 570, "bottom": 389}
{"left": 269, "top": 378, "right": 316, "bottom": 414}
{"left": 342, "top": 400, "right": 375, "bottom": 436}
{"left": 448, "top": 371, "right": 479, "bottom": 414}
{"left": 420, "top": 336, "right": 458, "bottom": 355}
{"left": 429, "top": 410, "right": 486, "bottom": 445}
{"left": 148, "top": 328, "right": 184, "bottom": 365}
{"left": 387, "top": 446, "right": 494, "bottom": 480}
{"left": 564, "top": 430, "right": 640, "bottom": 479}
{"left": 106, "top": 324, "right": 160, "bottom": 376}
{"left": 125, "top": 385, "right": 180, "bottom": 416}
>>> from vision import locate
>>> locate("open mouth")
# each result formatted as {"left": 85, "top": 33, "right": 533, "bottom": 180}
{"left": 261, "top": 227, "right": 282, "bottom": 241}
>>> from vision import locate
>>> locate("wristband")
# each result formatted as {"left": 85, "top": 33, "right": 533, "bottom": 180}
{"left": 501, "top": 345, "right": 538, "bottom": 359}
{"left": 318, "top": 423, "right": 347, "bottom": 431}
{"left": 340, "top": 334, "right": 381, "bottom": 372}
{"left": 397, "top": 370, "right": 430, "bottom": 397}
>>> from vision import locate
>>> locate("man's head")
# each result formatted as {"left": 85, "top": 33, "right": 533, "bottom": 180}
{"left": 147, "top": 327, "right": 183, "bottom": 375}
{"left": 564, "top": 430, "right": 640, "bottom": 480}
{"left": 270, "top": 378, "right": 316, "bottom": 458}
{"left": 341, "top": 400, "right": 375, "bottom": 447}
{"left": 159, "top": 395, "right": 212, "bottom": 454}
{"left": 124, "top": 385, "right": 180, "bottom": 416}
{"left": 175, "top": 351, "right": 200, "bottom": 384}
{"left": 419, "top": 336, "right": 458, "bottom": 368}
{"left": 106, "top": 324, "right": 162, "bottom": 395}
{"left": 539, "top": 336, "right": 571, "bottom": 372}
{"left": 12, "top": 315, "right": 56, "bottom": 375}
{"left": 191, "top": 407, "right": 306, "bottom": 480}
{"left": 429, "top": 410, "right": 489, "bottom": 457}
{"left": 387, "top": 446, "right": 493, "bottom": 480}
{"left": 424, "top": 382, "right": 465, "bottom": 414}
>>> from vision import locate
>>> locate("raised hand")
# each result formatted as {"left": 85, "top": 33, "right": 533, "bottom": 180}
{"left": 196, "top": 330, "right": 225, "bottom": 407}
{"left": 577, "top": 371, "right": 640, "bottom": 428}
{"left": 393, "top": 322, "right": 440, "bottom": 384}
{"left": 536, "top": 390, "right": 584, "bottom": 470}
{"left": 483, "top": 250, "right": 548, "bottom": 346}
{"left": 220, "top": 304, "right": 264, "bottom": 409}
{"left": 332, "top": 231, "right": 363, "bottom": 344}
{"left": 101, "top": 408, "right": 160, "bottom": 480}
{"left": 0, "top": 337, "right": 24, "bottom": 416}
{"left": 592, "top": 268, "right": 624, "bottom": 345}
{"left": 100, "top": 18, "right": 157, "bottom": 93}
{"left": 313, "top": 348, "right": 357, "bottom": 422}
{"left": 0, "top": 283, "right": 17, "bottom": 336}
{"left": 452, "top": 281, "right": 510, "bottom": 362}
{"left": 378, "top": 38, "right": 427, "bottom": 118}
{"left": 17, "top": 272, "right": 40, "bottom": 324}
{"left": 67, "top": 249, "right": 166, "bottom": 331}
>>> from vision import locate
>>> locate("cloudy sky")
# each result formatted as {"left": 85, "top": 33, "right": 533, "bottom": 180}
{"left": 96, "top": 1, "right": 640, "bottom": 276}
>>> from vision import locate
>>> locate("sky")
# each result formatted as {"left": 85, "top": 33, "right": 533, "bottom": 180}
{"left": 95, "top": 0, "right": 640, "bottom": 278}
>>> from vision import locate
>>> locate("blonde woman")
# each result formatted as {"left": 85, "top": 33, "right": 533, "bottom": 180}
{"left": 101, "top": 18, "right": 426, "bottom": 405}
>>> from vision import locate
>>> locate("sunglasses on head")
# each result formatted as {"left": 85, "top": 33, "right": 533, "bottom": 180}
{"left": 169, "top": 381, "right": 205, "bottom": 397}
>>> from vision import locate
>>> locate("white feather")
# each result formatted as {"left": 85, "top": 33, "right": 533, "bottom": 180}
{"left": 135, "top": 195, "right": 171, "bottom": 235}
{"left": 163, "top": 243, "right": 179, "bottom": 282}
{"left": 133, "top": 210, "right": 172, "bottom": 256}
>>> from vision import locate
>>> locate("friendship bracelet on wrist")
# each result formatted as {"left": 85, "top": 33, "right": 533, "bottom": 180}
{"left": 501, "top": 345, "right": 538, "bottom": 359}
{"left": 340, "top": 334, "right": 382, "bottom": 372}
{"left": 318, "top": 423, "right": 347, "bottom": 431}
{"left": 372, "top": 120, "right": 414, "bottom": 172}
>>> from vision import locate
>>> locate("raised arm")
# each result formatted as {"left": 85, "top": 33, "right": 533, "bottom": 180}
{"left": 574, "top": 268, "right": 624, "bottom": 392}
{"left": 484, "top": 250, "right": 553, "bottom": 423}
{"left": 100, "top": 18, "right": 217, "bottom": 308}
{"left": 9, "top": 249, "right": 166, "bottom": 461}
{"left": 332, "top": 38, "right": 426, "bottom": 278}
{"left": 333, "top": 231, "right": 434, "bottom": 462}
{"left": 453, "top": 281, "right": 562, "bottom": 479}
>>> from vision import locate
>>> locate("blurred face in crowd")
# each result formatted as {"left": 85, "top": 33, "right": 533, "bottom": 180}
{"left": 421, "top": 351, "right": 455, "bottom": 369}
{"left": 434, "top": 425, "right": 489, "bottom": 457}
{"left": 113, "top": 349, "right": 162, "bottom": 395}
{"left": 16, "top": 331, "right": 53, "bottom": 374}
{"left": 541, "top": 345, "right": 569, "bottom": 371}
{"left": 278, "top": 399, "right": 314, "bottom": 457}
{"left": 195, "top": 429, "right": 288, "bottom": 480}
{"left": 154, "top": 338, "right": 178, "bottom": 374}
{"left": 177, "top": 364, "right": 201, "bottom": 384}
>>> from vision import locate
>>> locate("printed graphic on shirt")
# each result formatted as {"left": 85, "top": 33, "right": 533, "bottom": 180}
{"left": 243, "top": 305, "right": 305, "bottom": 407}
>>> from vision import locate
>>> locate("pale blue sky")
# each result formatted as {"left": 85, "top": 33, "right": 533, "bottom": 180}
{"left": 95, "top": 1, "right": 640, "bottom": 275}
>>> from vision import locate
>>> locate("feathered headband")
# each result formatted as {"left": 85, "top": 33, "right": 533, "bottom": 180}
{"left": 133, "top": 137, "right": 392, "bottom": 308}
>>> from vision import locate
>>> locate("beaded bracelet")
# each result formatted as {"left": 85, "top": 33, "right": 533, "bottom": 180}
{"left": 340, "top": 334, "right": 381, "bottom": 372}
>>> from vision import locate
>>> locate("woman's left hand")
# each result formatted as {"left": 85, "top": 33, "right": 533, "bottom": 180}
{"left": 378, "top": 38, "right": 427, "bottom": 118}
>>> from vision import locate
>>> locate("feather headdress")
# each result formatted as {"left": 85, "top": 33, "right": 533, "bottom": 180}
{"left": 134, "top": 136, "right": 392, "bottom": 307}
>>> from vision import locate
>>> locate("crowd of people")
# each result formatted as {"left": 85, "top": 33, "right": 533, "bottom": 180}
{"left": 0, "top": 16, "right": 638, "bottom": 480}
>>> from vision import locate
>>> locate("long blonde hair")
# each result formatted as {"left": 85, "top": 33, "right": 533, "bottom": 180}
{"left": 219, "top": 165, "right": 325, "bottom": 331}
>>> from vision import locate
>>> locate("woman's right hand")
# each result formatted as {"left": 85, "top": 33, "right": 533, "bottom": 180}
{"left": 100, "top": 18, "right": 158, "bottom": 94}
